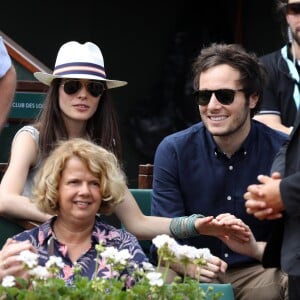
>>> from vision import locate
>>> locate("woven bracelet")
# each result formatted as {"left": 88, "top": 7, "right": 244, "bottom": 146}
{"left": 169, "top": 214, "right": 204, "bottom": 239}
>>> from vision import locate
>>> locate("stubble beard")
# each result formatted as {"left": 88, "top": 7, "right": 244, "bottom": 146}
{"left": 205, "top": 109, "right": 249, "bottom": 139}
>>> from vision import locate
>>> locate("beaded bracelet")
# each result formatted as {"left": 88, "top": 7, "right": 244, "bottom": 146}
{"left": 169, "top": 214, "right": 204, "bottom": 239}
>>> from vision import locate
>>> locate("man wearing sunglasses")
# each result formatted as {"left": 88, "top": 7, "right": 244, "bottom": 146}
{"left": 254, "top": 0, "right": 300, "bottom": 135}
{"left": 150, "top": 43, "right": 288, "bottom": 299}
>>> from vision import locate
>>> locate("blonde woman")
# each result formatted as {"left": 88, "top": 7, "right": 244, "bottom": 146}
{"left": 11, "top": 138, "right": 148, "bottom": 285}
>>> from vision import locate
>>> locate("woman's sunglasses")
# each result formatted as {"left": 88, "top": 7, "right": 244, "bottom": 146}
{"left": 194, "top": 89, "right": 244, "bottom": 106}
{"left": 61, "top": 80, "right": 105, "bottom": 97}
{"left": 285, "top": 3, "right": 300, "bottom": 15}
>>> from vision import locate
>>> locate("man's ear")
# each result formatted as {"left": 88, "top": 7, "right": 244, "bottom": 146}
{"left": 249, "top": 93, "right": 259, "bottom": 109}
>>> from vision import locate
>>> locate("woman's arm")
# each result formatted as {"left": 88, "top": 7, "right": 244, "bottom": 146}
{"left": 114, "top": 188, "right": 171, "bottom": 240}
{"left": 114, "top": 189, "right": 250, "bottom": 241}
{"left": 0, "top": 131, "right": 51, "bottom": 222}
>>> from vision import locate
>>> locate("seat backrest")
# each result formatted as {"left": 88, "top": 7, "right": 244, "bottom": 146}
{"left": 130, "top": 189, "right": 152, "bottom": 215}
{"left": 0, "top": 216, "right": 41, "bottom": 248}
{"left": 129, "top": 188, "right": 152, "bottom": 255}
{"left": 199, "top": 283, "right": 234, "bottom": 300}
{"left": 0, "top": 217, "right": 25, "bottom": 248}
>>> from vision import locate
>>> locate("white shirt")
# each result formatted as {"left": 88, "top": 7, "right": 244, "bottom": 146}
{"left": 0, "top": 36, "right": 12, "bottom": 78}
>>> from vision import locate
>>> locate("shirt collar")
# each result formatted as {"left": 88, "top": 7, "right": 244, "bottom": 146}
{"left": 37, "top": 215, "right": 101, "bottom": 246}
{"left": 204, "top": 122, "right": 255, "bottom": 159}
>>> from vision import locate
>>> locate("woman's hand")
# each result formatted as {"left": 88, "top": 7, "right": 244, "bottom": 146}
{"left": 0, "top": 238, "right": 35, "bottom": 281}
{"left": 195, "top": 213, "right": 251, "bottom": 242}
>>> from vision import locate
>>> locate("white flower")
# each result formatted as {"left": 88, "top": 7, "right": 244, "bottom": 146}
{"left": 1, "top": 275, "right": 16, "bottom": 287}
{"left": 30, "top": 266, "right": 50, "bottom": 280}
{"left": 175, "top": 244, "right": 199, "bottom": 260}
{"left": 195, "top": 248, "right": 212, "bottom": 260}
{"left": 101, "top": 247, "right": 132, "bottom": 266}
{"left": 146, "top": 271, "right": 164, "bottom": 287}
{"left": 153, "top": 234, "right": 212, "bottom": 267}
{"left": 114, "top": 249, "right": 132, "bottom": 265}
{"left": 18, "top": 250, "right": 38, "bottom": 268}
{"left": 45, "top": 256, "right": 64, "bottom": 269}
{"left": 142, "top": 261, "right": 155, "bottom": 271}
{"left": 73, "top": 262, "right": 82, "bottom": 273}
{"left": 101, "top": 246, "right": 118, "bottom": 260}
{"left": 152, "top": 234, "right": 179, "bottom": 255}
{"left": 152, "top": 234, "right": 174, "bottom": 249}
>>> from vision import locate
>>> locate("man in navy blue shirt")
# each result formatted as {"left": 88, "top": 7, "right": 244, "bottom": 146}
{"left": 151, "top": 43, "right": 288, "bottom": 300}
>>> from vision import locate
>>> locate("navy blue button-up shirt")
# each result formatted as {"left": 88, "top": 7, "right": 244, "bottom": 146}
{"left": 151, "top": 120, "right": 288, "bottom": 267}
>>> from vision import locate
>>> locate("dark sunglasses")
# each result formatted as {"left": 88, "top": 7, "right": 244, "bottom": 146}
{"left": 194, "top": 89, "right": 244, "bottom": 106}
{"left": 285, "top": 3, "right": 300, "bottom": 15}
{"left": 61, "top": 80, "right": 105, "bottom": 97}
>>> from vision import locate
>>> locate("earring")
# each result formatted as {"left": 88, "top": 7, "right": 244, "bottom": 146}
{"left": 288, "top": 26, "right": 293, "bottom": 43}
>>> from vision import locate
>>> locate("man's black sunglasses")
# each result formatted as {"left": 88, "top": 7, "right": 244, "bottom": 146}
{"left": 285, "top": 3, "right": 300, "bottom": 15}
{"left": 61, "top": 80, "right": 105, "bottom": 97}
{"left": 194, "top": 89, "right": 244, "bottom": 106}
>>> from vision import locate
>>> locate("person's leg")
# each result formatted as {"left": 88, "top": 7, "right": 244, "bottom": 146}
{"left": 217, "top": 264, "right": 288, "bottom": 300}
{"left": 288, "top": 275, "right": 300, "bottom": 300}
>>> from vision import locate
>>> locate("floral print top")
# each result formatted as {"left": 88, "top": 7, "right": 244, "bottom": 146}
{"left": 13, "top": 216, "right": 148, "bottom": 286}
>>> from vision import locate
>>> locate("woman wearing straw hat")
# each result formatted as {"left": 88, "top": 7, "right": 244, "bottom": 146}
{"left": 0, "top": 41, "right": 249, "bottom": 262}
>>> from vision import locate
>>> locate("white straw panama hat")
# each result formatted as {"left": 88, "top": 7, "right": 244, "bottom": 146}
{"left": 34, "top": 41, "right": 127, "bottom": 89}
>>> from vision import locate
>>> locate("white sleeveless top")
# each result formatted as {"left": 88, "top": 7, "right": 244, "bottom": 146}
{"left": 12, "top": 125, "right": 41, "bottom": 197}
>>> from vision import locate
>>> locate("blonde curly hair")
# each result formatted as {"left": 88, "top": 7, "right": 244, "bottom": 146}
{"left": 31, "top": 138, "right": 127, "bottom": 216}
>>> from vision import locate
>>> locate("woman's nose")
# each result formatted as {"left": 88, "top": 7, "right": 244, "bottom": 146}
{"left": 78, "top": 182, "right": 90, "bottom": 194}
